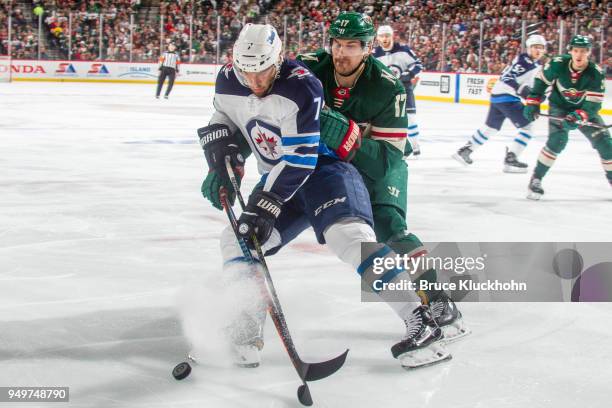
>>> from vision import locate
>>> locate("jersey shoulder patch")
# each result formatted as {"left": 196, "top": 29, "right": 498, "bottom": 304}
{"left": 369, "top": 57, "right": 404, "bottom": 91}
{"left": 372, "top": 46, "right": 384, "bottom": 58}
{"left": 273, "top": 60, "right": 323, "bottom": 109}
{"left": 297, "top": 49, "right": 332, "bottom": 76}
{"left": 397, "top": 44, "right": 416, "bottom": 56}
{"left": 590, "top": 62, "right": 604, "bottom": 76}
{"left": 215, "top": 63, "right": 251, "bottom": 97}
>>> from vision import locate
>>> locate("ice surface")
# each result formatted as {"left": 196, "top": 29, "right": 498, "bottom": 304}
{"left": 1, "top": 82, "right": 610, "bottom": 407}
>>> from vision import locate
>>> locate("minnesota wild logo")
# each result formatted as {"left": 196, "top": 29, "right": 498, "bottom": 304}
{"left": 561, "top": 88, "right": 585, "bottom": 99}
{"left": 333, "top": 86, "right": 351, "bottom": 108}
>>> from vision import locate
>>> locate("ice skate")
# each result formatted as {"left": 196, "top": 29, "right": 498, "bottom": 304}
{"left": 527, "top": 177, "right": 544, "bottom": 200}
{"left": 503, "top": 148, "right": 528, "bottom": 173}
{"left": 226, "top": 311, "right": 265, "bottom": 368}
{"left": 429, "top": 292, "right": 471, "bottom": 343}
{"left": 452, "top": 143, "right": 473, "bottom": 165}
{"left": 231, "top": 340, "right": 263, "bottom": 368}
{"left": 391, "top": 305, "right": 451, "bottom": 369}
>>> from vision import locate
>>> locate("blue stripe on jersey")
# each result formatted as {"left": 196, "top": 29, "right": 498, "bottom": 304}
{"left": 294, "top": 145, "right": 319, "bottom": 155}
{"left": 266, "top": 164, "right": 314, "bottom": 201}
{"left": 491, "top": 94, "right": 521, "bottom": 104}
{"left": 284, "top": 155, "right": 318, "bottom": 167}
{"left": 357, "top": 246, "right": 392, "bottom": 276}
{"left": 282, "top": 135, "right": 320, "bottom": 146}
{"left": 317, "top": 143, "right": 337, "bottom": 158}
{"left": 514, "top": 138, "right": 528, "bottom": 146}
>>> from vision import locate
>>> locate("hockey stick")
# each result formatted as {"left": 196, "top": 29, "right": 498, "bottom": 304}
{"left": 539, "top": 113, "right": 611, "bottom": 130}
{"left": 220, "top": 156, "right": 349, "bottom": 406}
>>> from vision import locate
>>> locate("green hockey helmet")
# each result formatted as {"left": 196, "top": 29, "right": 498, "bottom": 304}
{"left": 568, "top": 35, "right": 592, "bottom": 50}
{"left": 328, "top": 12, "right": 375, "bottom": 43}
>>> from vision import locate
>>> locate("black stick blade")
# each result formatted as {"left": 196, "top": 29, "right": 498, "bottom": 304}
{"left": 302, "top": 349, "right": 349, "bottom": 382}
{"left": 297, "top": 384, "right": 313, "bottom": 406}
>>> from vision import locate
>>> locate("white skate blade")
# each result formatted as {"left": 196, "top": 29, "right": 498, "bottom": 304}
{"left": 233, "top": 345, "right": 261, "bottom": 368}
{"left": 526, "top": 191, "right": 542, "bottom": 200}
{"left": 452, "top": 153, "right": 471, "bottom": 166}
{"left": 503, "top": 164, "right": 528, "bottom": 173}
{"left": 441, "top": 318, "right": 472, "bottom": 344}
{"left": 399, "top": 341, "right": 452, "bottom": 369}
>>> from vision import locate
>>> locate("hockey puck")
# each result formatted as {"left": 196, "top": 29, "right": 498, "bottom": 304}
{"left": 172, "top": 361, "right": 192, "bottom": 380}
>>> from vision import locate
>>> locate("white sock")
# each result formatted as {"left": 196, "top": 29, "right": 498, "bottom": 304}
{"left": 469, "top": 125, "right": 498, "bottom": 151}
{"left": 407, "top": 113, "right": 420, "bottom": 150}
{"left": 509, "top": 124, "right": 534, "bottom": 157}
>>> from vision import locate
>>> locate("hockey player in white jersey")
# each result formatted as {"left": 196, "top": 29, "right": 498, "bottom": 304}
{"left": 197, "top": 24, "right": 451, "bottom": 370}
{"left": 373, "top": 25, "right": 423, "bottom": 156}
{"left": 453, "top": 34, "right": 547, "bottom": 172}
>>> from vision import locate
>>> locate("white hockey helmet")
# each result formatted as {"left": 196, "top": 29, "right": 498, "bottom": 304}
{"left": 526, "top": 34, "right": 546, "bottom": 48}
{"left": 377, "top": 25, "right": 393, "bottom": 36}
{"left": 233, "top": 24, "right": 282, "bottom": 74}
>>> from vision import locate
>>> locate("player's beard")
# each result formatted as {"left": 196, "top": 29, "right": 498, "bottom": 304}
{"left": 333, "top": 57, "right": 365, "bottom": 77}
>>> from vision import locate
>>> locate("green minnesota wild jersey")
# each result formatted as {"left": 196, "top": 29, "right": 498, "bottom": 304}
{"left": 298, "top": 49, "right": 408, "bottom": 154}
{"left": 532, "top": 54, "right": 605, "bottom": 116}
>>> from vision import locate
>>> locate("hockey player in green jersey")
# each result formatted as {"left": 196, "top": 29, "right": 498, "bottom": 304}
{"left": 298, "top": 12, "right": 469, "bottom": 368}
{"left": 524, "top": 35, "right": 611, "bottom": 199}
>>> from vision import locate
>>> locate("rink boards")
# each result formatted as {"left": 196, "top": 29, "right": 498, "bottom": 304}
{"left": 5, "top": 59, "right": 612, "bottom": 114}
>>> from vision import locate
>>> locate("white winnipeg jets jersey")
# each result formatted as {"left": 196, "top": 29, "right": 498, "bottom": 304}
{"left": 210, "top": 59, "right": 328, "bottom": 202}
{"left": 373, "top": 43, "right": 423, "bottom": 87}
{"left": 490, "top": 53, "right": 541, "bottom": 103}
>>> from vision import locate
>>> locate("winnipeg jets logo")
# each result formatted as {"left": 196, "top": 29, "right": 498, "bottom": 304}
{"left": 255, "top": 127, "right": 278, "bottom": 157}
{"left": 388, "top": 64, "right": 402, "bottom": 79}
{"left": 246, "top": 119, "right": 283, "bottom": 165}
{"left": 288, "top": 66, "right": 311, "bottom": 79}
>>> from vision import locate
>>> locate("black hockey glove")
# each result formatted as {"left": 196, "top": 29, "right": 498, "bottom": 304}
{"left": 198, "top": 124, "right": 245, "bottom": 178}
{"left": 237, "top": 190, "right": 282, "bottom": 249}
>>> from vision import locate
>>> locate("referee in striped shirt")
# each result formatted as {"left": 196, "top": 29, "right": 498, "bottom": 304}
{"left": 156, "top": 44, "right": 180, "bottom": 99}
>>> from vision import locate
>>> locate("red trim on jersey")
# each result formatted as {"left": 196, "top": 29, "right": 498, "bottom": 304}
{"left": 371, "top": 130, "right": 407, "bottom": 138}
{"left": 541, "top": 150, "right": 557, "bottom": 161}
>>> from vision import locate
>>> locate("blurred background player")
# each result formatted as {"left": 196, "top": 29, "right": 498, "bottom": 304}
{"left": 373, "top": 25, "right": 423, "bottom": 157}
{"left": 156, "top": 43, "right": 180, "bottom": 99}
{"left": 524, "top": 35, "right": 610, "bottom": 200}
{"left": 199, "top": 23, "right": 450, "bottom": 369}
{"left": 453, "top": 34, "right": 547, "bottom": 172}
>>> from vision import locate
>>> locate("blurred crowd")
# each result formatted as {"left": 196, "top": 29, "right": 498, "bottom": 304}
{"left": 0, "top": 0, "right": 609, "bottom": 74}
{"left": 1, "top": 2, "right": 40, "bottom": 59}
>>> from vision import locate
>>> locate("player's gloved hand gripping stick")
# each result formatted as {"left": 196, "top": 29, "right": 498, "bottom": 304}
{"left": 538, "top": 112, "right": 611, "bottom": 131}
{"left": 218, "top": 155, "right": 349, "bottom": 407}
